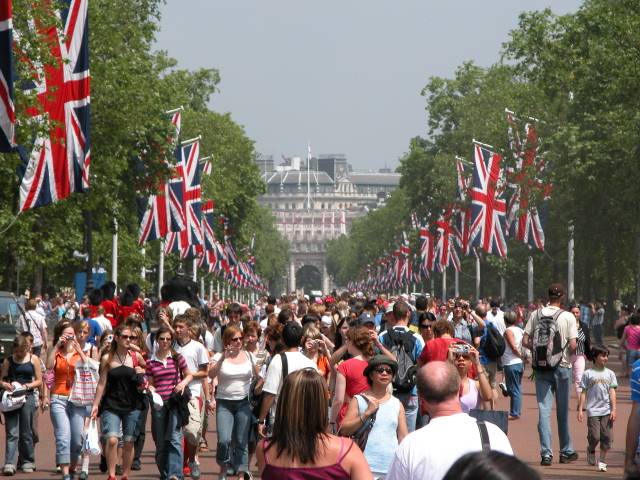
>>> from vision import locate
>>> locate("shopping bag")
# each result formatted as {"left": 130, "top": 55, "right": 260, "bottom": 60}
{"left": 468, "top": 409, "right": 509, "bottom": 434}
{"left": 69, "top": 359, "right": 99, "bottom": 406}
{"left": 84, "top": 418, "right": 102, "bottom": 456}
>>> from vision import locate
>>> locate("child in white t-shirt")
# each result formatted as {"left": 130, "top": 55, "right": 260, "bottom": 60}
{"left": 577, "top": 345, "right": 617, "bottom": 473}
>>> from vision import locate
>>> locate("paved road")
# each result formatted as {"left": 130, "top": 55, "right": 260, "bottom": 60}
{"left": 1, "top": 336, "right": 630, "bottom": 479}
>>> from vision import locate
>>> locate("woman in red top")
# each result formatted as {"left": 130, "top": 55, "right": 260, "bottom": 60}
{"left": 330, "top": 325, "right": 374, "bottom": 431}
{"left": 117, "top": 284, "right": 144, "bottom": 326}
{"left": 418, "top": 319, "right": 457, "bottom": 366}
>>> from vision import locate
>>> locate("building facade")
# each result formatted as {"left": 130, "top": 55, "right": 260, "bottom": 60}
{"left": 257, "top": 154, "right": 400, "bottom": 293}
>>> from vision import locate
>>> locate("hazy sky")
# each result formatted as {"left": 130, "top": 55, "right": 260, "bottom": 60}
{"left": 156, "top": 1, "right": 582, "bottom": 171}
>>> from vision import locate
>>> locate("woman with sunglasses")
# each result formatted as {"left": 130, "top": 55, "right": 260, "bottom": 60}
{"left": 449, "top": 344, "right": 493, "bottom": 413}
{"left": 46, "top": 321, "right": 88, "bottom": 480}
{"left": 417, "top": 312, "right": 437, "bottom": 344}
{"left": 209, "top": 325, "right": 259, "bottom": 480}
{"left": 126, "top": 326, "right": 149, "bottom": 471}
{"left": 91, "top": 324, "right": 146, "bottom": 480}
{"left": 146, "top": 326, "right": 193, "bottom": 480}
{"left": 341, "top": 355, "right": 407, "bottom": 479}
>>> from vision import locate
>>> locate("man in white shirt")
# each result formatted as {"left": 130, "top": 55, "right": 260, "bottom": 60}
{"left": 387, "top": 361, "right": 513, "bottom": 480}
{"left": 17, "top": 299, "right": 47, "bottom": 356}
{"left": 257, "top": 322, "right": 317, "bottom": 436}
{"left": 172, "top": 315, "right": 210, "bottom": 480}
{"left": 486, "top": 300, "right": 506, "bottom": 334}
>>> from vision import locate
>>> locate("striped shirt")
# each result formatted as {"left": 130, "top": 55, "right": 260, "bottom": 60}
{"left": 145, "top": 353, "right": 188, "bottom": 401}
{"left": 576, "top": 327, "right": 586, "bottom": 356}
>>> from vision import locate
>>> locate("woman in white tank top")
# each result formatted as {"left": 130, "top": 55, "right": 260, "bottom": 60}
{"left": 502, "top": 310, "right": 524, "bottom": 419}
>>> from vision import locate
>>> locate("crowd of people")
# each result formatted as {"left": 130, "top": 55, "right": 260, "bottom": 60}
{"left": 1, "top": 278, "right": 638, "bottom": 479}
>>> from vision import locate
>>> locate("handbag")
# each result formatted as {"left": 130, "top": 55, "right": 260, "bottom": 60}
{"left": 0, "top": 384, "right": 28, "bottom": 413}
{"left": 69, "top": 358, "right": 99, "bottom": 406}
{"left": 341, "top": 395, "right": 377, "bottom": 451}
{"left": 468, "top": 409, "right": 508, "bottom": 434}
{"left": 84, "top": 418, "right": 102, "bottom": 455}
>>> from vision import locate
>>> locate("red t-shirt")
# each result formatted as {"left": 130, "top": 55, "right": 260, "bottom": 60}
{"left": 419, "top": 337, "right": 457, "bottom": 364}
{"left": 117, "top": 300, "right": 144, "bottom": 326}
{"left": 336, "top": 357, "right": 369, "bottom": 425}
{"left": 100, "top": 299, "right": 119, "bottom": 326}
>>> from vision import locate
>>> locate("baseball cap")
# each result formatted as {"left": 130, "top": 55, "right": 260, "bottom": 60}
{"left": 357, "top": 312, "right": 376, "bottom": 325}
{"left": 548, "top": 283, "right": 565, "bottom": 298}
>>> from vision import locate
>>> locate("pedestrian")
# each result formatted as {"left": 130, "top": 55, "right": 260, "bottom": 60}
{"left": 417, "top": 311, "right": 436, "bottom": 344}
{"left": 16, "top": 299, "right": 48, "bottom": 357}
{"left": 522, "top": 283, "right": 579, "bottom": 466}
{"left": 256, "top": 369, "right": 371, "bottom": 480}
{"left": 502, "top": 310, "right": 524, "bottom": 420}
{"left": 450, "top": 344, "right": 493, "bottom": 413}
{"left": 257, "top": 322, "right": 318, "bottom": 437}
{"left": 127, "top": 327, "right": 149, "bottom": 471}
{"left": 622, "top": 314, "right": 640, "bottom": 377}
{"left": 91, "top": 324, "right": 146, "bottom": 480}
{"left": 145, "top": 325, "right": 193, "bottom": 480}
{"left": 577, "top": 345, "right": 617, "bottom": 472}
{"left": 330, "top": 325, "right": 375, "bottom": 430}
{"left": 443, "top": 451, "right": 540, "bottom": 480}
{"left": 302, "top": 324, "right": 331, "bottom": 382}
{"left": 386, "top": 361, "right": 512, "bottom": 480}
{"left": 341, "top": 355, "right": 408, "bottom": 478}
{"left": 591, "top": 302, "right": 605, "bottom": 346}
{"left": 418, "top": 319, "right": 457, "bottom": 365}
{"left": 0, "top": 335, "right": 42, "bottom": 476}
{"left": 47, "top": 322, "right": 90, "bottom": 480}
{"left": 569, "top": 304, "right": 592, "bottom": 400}
{"left": 208, "top": 324, "right": 258, "bottom": 480}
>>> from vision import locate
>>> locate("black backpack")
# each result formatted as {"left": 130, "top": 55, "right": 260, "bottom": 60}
{"left": 532, "top": 309, "right": 564, "bottom": 370}
{"left": 481, "top": 322, "right": 506, "bottom": 360}
{"left": 383, "top": 328, "right": 418, "bottom": 393}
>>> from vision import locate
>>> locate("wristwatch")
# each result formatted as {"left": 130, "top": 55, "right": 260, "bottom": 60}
{"left": 257, "top": 419, "right": 266, "bottom": 425}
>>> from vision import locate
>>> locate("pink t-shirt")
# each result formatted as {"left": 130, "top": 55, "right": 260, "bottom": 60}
{"left": 625, "top": 325, "right": 640, "bottom": 351}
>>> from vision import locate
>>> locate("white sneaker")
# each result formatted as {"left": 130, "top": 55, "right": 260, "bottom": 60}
{"left": 586, "top": 450, "right": 596, "bottom": 466}
{"left": 598, "top": 461, "right": 607, "bottom": 472}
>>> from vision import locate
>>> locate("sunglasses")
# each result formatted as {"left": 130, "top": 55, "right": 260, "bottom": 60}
{"left": 119, "top": 335, "right": 136, "bottom": 340}
{"left": 230, "top": 337, "right": 244, "bottom": 342}
{"left": 419, "top": 324, "right": 432, "bottom": 330}
{"left": 157, "top": 337, "right": 172, "bottom": 342}
{"left": 374, "top": 367, "right": 393, "bottom": 374}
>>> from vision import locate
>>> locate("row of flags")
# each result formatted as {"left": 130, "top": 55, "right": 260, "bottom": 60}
{"left": 1, "top": 0, "right": 92, "bottom": 212}
{"left": 347, "top": 110, "right": 551, "bottom": 292}
{"left": 138, "top": 110, "right": 265, "bottom": 292}
{"left": 278, "top": 210, "right": 347, "bottom": 235}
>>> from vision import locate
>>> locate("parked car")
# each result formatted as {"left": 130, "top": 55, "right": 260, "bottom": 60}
{"left": 0, "top": 291, "right": 19, "bottom": 360}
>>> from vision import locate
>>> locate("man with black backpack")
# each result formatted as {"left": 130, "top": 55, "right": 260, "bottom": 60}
{"left": 379, "top": 300, "right": 424, "bottom": 432}
{"left": 523, "top": 283, "right": 578, "bottom": 467}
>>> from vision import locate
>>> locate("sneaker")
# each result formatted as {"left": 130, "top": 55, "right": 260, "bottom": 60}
{"left": 559, "top": 452, "right": 579, "bottom": 463}
{"left": 78, "top": 472, "right": 88, "bottom": 480}
{"left": 598, "top": 462, "right": 607, "bottom": 472}
{"left": 131, "top": 460, "right": 142, "bottom": 471}
{"left": 57, "top": 465, "right": 62, "bottom": 474}
{"left": 20, "top": 463, "right": 35, "bottom": 473}
{"left": 540, "top": 456, "right": 552, "bottom": 466}
{"left": 587, "top": 450, "right": 596, "bottom": 466}
{"left": 189, "top": 461, "right": 201, "bottom": 480}
{"left": 498, "top": 382, "right": 509, "bottom": 397}
{"left": 2, "top": 465, "right": 16, "bottom": 476}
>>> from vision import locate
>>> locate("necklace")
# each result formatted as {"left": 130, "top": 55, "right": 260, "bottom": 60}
{"left": 115, "top": 351, "right": 128, "bottom": 366}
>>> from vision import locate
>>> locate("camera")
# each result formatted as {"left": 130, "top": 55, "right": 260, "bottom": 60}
{"left": 452, "top": 344, "right": 471, "bottom": 355}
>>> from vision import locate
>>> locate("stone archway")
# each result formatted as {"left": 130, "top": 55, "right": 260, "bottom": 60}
{"left": 296, "top": 264, "right": 322, "bottom": 293}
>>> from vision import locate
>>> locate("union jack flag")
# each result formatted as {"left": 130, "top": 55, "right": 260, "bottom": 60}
{"left": 468, "top": 143, "right": 508, "bottom": 257}
{"left": 19, "top": 0, "right": 90, "bottom": 211}
{"left": 138, "top": 110, "right": 185, "bottom": 244}
{"left": 505, "top": 110, "right": 550, "bottom": 250}
{"left": 435, "top": 208, "right": 462, "bottom": 272}
{"left": 0, "top": 0, "right": 15, "bottom": 152}
{"left": 419, "top": 225, "right": 435, "bottom": 275}
{"left": 165, "top": 140, "right": 203, "bottom": 258}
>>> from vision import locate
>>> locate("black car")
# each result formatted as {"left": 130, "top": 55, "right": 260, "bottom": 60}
{"left": 0, "top": 291, "right": 19, "bottom": 360}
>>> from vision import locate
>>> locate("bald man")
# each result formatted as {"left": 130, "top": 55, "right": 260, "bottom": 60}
{"left": 387, "top": 361, "right": 513, "bottom": 480}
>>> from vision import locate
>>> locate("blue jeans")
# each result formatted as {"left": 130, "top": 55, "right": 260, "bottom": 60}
{"left": 395, "top": 392, "right": 419, "bottom": 433}
{"left": 151, "top": 405, "right": 183, "bottom": 480}
{"left": 503, "top": 363, "right": 524, "bottom": 417}
{"left": 535, "top": 367, "right": 575, "bottom": 458}
{"left": 101, "top": 409, "right": 141, "bottom": 442}
{"left": 4, "top": 393, "right": 36, "bottom": 467}
{"left": 216, "top": 398, "right": 251, "bottom": 472}
{"left": 50, "top": 395, "right": 89, "bottom": 465}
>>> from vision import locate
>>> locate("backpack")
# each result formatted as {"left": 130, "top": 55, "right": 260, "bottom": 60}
{"left": 480, "top": 322, "right": 506, "bottom": 360}
{"left": 531, "top": 309, "right": 565, "bottom": 370}
{"left": 383, "top": 328, "right": 418, "bottom": 393}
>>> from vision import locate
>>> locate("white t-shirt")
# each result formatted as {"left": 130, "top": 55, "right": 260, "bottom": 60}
{"left": 387, "top": 413, "right": 513, "bottom": 480}
{"left": 212, "top": 352, "right": 253, "bottom": 400}
{"left": 18, "top": 310, "right": 47, "bottom": 347}
{"left": 262, "top": 351, "right": 318, "bottom": 396}
{"left": 212, "top": 322, "right": 243, "bottom": 353}
{"left": 524, "top": 306, "right": 577, "bottom": 368}
{"left": 93, "top": 314, "right": 112, "bottom": 332}
{"left": 168, "top": 300, "right": 191, "bottom": 318}
{"left": 486, "top": 310, "right": 506, "bottom": 334}
{"left": 502, "top": 325, "right": 524, "bottom": 366}
{"left": 173, "top": 339, "right": 209, "bottom": 398}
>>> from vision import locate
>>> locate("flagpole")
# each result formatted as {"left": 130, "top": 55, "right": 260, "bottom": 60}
{"left": 140, "top": 247, "right": 145, "bottom": 281}
{"left": 158, "top": 240, "right": 165, "bottom": 299}
{"left": 568, "top": 221, "right": 575, "bottom": 301}
{"left": 181, "top": 135, "right": 202, "bottom": 146}
{"left": 500, "top": 276, "right": 506, "bottom": 300}
{"left": 527, "top": 256, "right": 534, "bottom": 303}
{"left": 454, "top": 268, "right": 459, "bottom": 298}
{"left": 475, "top": 253, "right": 481, "bottom": 300}
{"left": 442, "top": 268, "right": 447, "bottom": 302}
{"left": 192, "top": 258, "right": 197, "bottom": 283}
{"left": 111, "top": 219, "right": 118, "bottom": 289}
{"left": 165, "top": 106, "right": 184, "bottom": 115}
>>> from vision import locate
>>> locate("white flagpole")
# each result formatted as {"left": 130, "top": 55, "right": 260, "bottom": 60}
{"left": 475, "top": 253, "right": 481, "bottom": 300}
{"left": 527, "top": 256, "right": 534, "bottom": 303}
{"left": 568, "top": 222, "right": 575, "bottom": 301}
{"left": 158, "top": 240, "right": 165, "bottom": 299}
{"left": 500, "top": 276, "right": 506, "bottom": 300}
{"left": 442, "top": 268, "right": 447, "bottom": 302}
{"left": 454, "top": 268, "right": 459, "bottom": 298}
{"left": 111, "top": 219, "right": 118, "bottom": 289}
{"left": 140, "top": 247, "right": 145, "bottom": 281}
{"left": 192, "top": 258, "right": 197, "bottom": 282}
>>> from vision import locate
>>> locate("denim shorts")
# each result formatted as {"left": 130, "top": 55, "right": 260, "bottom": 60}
{"left": 101, "top": 409, "right": 141, "bottom": 442}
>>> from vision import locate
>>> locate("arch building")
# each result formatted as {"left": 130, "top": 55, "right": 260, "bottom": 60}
{"left": 256, "top": 154, "right": 400, "bottom": 294}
